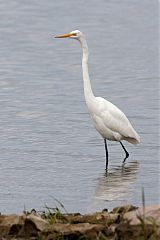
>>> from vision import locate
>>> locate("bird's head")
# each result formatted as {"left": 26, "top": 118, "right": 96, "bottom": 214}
{"left": 55, "top": 30, "right": 83, "bottom": 40}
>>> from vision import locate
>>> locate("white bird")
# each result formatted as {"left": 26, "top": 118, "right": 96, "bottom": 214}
{"left": 55, "top": 30, "right": 140, "bottom": 169}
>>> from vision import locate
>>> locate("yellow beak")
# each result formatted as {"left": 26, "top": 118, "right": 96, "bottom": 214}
{"left": 54, "top": 32, "right": 76, "bottom": 38}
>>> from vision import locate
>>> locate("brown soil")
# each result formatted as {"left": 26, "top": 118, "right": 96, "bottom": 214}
{"left": 0, "top": 204, "right": 159, "bottom": 240}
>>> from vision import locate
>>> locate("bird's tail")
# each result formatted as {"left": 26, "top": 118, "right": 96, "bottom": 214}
{"left": 124, "top": 135, "right": 140, "bottom": 144}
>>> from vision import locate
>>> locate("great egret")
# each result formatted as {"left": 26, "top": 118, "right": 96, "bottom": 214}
{"left": 55, "top": 30, "right": 140, "bottom": 169}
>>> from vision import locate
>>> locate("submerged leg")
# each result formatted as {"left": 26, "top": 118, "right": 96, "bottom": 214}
{"left": 104, "top": 139, "right": 108, "bottom": 170}
{"left": 120, "top": 141, "right": 129, "bottom": 163}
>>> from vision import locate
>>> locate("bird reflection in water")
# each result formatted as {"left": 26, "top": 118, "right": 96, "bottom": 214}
{"left": 93, "top": 161, "right": 139, "bottom": 204}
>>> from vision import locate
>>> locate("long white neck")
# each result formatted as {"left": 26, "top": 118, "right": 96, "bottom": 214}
{"left": 79, "top": 36, "right": 94, "bottom": 104}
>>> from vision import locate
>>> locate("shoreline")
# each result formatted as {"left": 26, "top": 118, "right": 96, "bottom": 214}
{"left": 0, "top": 204, "right": 159, "bottom": 239}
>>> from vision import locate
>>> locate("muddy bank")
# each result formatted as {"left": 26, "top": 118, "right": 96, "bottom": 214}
{"left": 0, "top": 204, "right": 159, "bottom": 240}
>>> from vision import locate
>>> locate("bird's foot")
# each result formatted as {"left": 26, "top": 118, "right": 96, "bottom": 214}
{"left": 105, "top": 166, "right": 108, "bottom": 173}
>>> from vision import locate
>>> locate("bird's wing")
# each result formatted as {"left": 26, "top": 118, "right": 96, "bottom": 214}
{"left": 95, "top": 97, "right": 139, "bottom": 140}
{"left": 101, "top": 110, "right": 134, "bottom": 138}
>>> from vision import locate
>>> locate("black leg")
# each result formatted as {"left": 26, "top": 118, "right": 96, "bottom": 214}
{"left": 104, "top": 139, "right": 108, "bottom": 170}
{"left": 120, "top": 141, "right": 129, "bottom": 163}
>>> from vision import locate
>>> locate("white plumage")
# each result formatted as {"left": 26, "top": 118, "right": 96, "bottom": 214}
{"left": 55, "top": 30, "right": 140, "bottom": 169}
{"left": 89, "top": 96, "right": 140, "bottom": 144}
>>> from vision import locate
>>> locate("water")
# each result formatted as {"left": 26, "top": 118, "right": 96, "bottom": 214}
{"left": 0, "top": 0, "right": 159, "bottom": 214}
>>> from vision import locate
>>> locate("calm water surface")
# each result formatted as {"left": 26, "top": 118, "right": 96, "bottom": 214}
{"left": 0, "top": 0, "right": 159, "bottom": 213}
